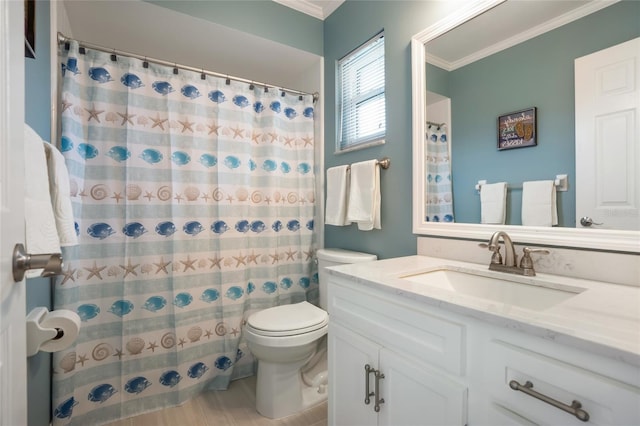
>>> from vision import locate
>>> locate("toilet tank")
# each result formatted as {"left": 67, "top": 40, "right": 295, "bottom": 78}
{"left": 316, "top": 248, "right": 377, "bottom": 310}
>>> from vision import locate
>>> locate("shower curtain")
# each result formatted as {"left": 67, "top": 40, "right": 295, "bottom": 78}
{"left": 52, "top": 40, "right": 317, "bottom": 425}
{"left": 425, "top": 124, "right": 454, "bottom": 222}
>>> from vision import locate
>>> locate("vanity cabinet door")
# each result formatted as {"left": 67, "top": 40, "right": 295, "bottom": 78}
{"left": 328, "top": 323, "right": 380, "bottom": 426}
{"left": 328, "top": 322, "right": 468, "bottom": 426}
{"left": 378, "top": 348, "right": 468, "bottom": 426}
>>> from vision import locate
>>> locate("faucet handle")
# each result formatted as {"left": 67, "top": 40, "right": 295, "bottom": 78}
{"left": 519, "top": 247, "right": 550, "bottom": 276}
{"left": 522, "top": 247, "right": 551, "bottom": 256}
{"left": 479, "top": 242, "right": 502, "bottom": 264}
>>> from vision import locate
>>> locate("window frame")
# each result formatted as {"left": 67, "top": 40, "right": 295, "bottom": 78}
{"left": 336, "top": 30, "right": 386, "bottom": 154}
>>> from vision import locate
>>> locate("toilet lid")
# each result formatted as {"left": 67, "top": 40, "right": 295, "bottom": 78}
{"left": 247, "top": 301, "right": 328, "bottom": 336}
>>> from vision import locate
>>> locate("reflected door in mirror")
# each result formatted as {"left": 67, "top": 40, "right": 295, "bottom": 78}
{"left": 575, "top": 37, "right": 640, "bottom": 231}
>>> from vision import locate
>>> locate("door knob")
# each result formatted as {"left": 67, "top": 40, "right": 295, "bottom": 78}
{"left": 580, "top": 217, "right": 603, "bottom": 227}
{"left": 12, "top": 243, "right": 63, "bottom": 282}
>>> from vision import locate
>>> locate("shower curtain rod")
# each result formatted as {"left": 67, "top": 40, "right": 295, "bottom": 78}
{"left": 426, "top": 120, "right": 445, "bottom": 128}
{"left": 57, "top": 32, "right": 319, "bottom": 103}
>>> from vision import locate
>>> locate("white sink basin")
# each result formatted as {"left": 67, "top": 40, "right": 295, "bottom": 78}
{"left": 400, "top": 267, "right": 586, "bottom": 310}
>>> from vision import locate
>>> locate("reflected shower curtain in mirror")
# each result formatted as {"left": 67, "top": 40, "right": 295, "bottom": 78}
{"left": 53, "top": 40, "right": 317, "bottom": 425}
{"left": 425, "top": 124, "right": 454, "bottom": 222}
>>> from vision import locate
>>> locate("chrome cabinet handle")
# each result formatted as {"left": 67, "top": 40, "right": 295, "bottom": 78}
{"left": 364, "top": 364, "right": 375, "bottom": 405}
{"left": 374, "top": 369, "right": 385, "bottom": 412}
{"left": 509, "top": 380, "right": 590, "bottom": 422}
{"left": 12, "top": 243, "right": 63, "bottom": 282}
{"left": 580, "top": 217, "right": 603, "bottom": 227}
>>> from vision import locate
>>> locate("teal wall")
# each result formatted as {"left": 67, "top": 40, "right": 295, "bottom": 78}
{"left": 426, "top": 63, "right": 450, "bottom": 98}
{"left": 323, "top": 1, "right": 461, "bottom": 259}
{"left": 443, "top": 1, "right": 640, "bottom": 226}
{"left": 25, "top": 1, "right": 53, "bottom": 424}
{"left": 144, "top": 0, "right": 323, "bottom": 55}
{"left": 25, "top": 0, "right": 51, "bottom": 140}
{"left": 324, "top": 1, "right": 639, "bottom": 258}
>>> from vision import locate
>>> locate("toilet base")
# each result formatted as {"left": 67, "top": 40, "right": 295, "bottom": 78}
{"left": 255, "top": 356, "right": 328, "bottom": 419}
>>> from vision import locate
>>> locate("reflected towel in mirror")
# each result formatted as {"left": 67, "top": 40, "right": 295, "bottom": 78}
{"left": 522, "top": 180, "right": 557, "bottom": 226}
{"left": 480, "top": 182, "right": 507, "bottom": 224}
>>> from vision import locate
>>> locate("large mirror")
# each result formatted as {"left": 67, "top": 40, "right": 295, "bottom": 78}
{"left": 411, "top": 0, "right": 640, "bottom": 252}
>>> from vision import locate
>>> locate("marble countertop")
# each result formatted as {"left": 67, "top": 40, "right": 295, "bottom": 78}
{"left": 326, "top": 255, "right": 640, "bottom": 367}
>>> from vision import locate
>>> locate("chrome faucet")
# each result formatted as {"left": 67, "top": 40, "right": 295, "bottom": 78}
{"left": 480, "top": 231, "right": 549, "bottom": 276}
{"left": 488, "top": 231, "right": 517, "bottom": 267}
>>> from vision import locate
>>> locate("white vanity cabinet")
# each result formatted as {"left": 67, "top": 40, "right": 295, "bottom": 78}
{"left": 327, "top": 276, "right": 468, "bottom": 426}
{"left": 327, "top": 269, "right": 640, "bottom": 426}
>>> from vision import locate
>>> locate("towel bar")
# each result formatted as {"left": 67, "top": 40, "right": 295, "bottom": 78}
{"left": 12, "top": 244, "right": 64, "bottom": 282}
{"left": 346, "top": 158, "right": 390, "bottom": 171}
{"left": 475, "top": 174, "right": 567, "bottom": 192}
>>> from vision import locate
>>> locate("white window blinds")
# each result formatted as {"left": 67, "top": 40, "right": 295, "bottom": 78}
{"left": 338, "top": 31, "right": 386, "bottom": 151}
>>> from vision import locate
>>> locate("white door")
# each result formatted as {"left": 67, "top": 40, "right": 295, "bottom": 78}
{"left": 575, "top": 37, "right": 640, "bottom": 230}
{"left": 328, "top": 323, "right": 380, "bottom": 426}
{"left": 378, "top": 348, "right": 468, "bottom": 426}
{"left": 0, "top": 0, "right": 27, "bottom": 425}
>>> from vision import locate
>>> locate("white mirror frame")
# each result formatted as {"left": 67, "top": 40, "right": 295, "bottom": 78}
{"left": 411, "top": 0, "right": 639, "bottom": 253}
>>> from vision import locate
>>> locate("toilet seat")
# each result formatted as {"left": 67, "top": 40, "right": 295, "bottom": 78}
{"left": 246, "top": 301, "right": 328, "bottom": 337}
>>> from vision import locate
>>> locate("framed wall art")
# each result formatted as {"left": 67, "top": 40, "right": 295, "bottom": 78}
{"left": 497, "top": 107, "right": 537, "bottom": 150}
{"left": 25, "top": 0, "right": 35, "bottom": 58}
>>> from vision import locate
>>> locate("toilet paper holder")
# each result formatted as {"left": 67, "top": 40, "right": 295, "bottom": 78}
{"left": 27, "top": 307, "right": 63, "bottom": 356}
{"left": 26, "top": 307, "right": 80, "bottom": 357}
{"left": 12, "top": 243, "right": 64, "bottom": 282}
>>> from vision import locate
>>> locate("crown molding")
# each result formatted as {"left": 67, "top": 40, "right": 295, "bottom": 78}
{"left": 273, "top": 0, "right": 343, "bottom": 20}
{"left": 428, "top": 0, "right": 619, "bottom": 71}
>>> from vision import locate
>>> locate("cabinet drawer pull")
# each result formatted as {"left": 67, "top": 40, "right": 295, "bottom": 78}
{"left": 509, "top": 380, "right": 590, "bottom": 422}
{"left": 374, "top": 369, "right": 385, "bottom": 412}
{"left": 364, "top": 364, "right": 375, "bottom": 405}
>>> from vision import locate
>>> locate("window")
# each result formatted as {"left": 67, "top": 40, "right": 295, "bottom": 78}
{"left": 337, "top": 31, "right": 385, "bottom": 152}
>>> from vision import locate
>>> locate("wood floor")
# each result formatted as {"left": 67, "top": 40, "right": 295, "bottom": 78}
{"left": 104, "top": 375, "right": 327, "bottom": 426}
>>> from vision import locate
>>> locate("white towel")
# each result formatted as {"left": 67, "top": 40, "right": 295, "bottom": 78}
{"left": 44, "top": 142, "right": 78, "bottom": 247}
{"left": 346, "top": 160, "right": 381, "bottom": 231}
{"left": 24, "top": 125, "right": 61, "bottom": 278}
{"left": 522, "top": 180, "right": 558, "bottom": 227}
{"left": 325, "top": 165, "right": 351, "bottom": 226}
{"left": 480, "top": 182, "right": 507, "bottom": 224}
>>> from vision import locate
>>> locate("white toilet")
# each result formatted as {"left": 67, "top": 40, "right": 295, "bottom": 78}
{"left": 244, "top": 248, "right": 377, "bottom": 419}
